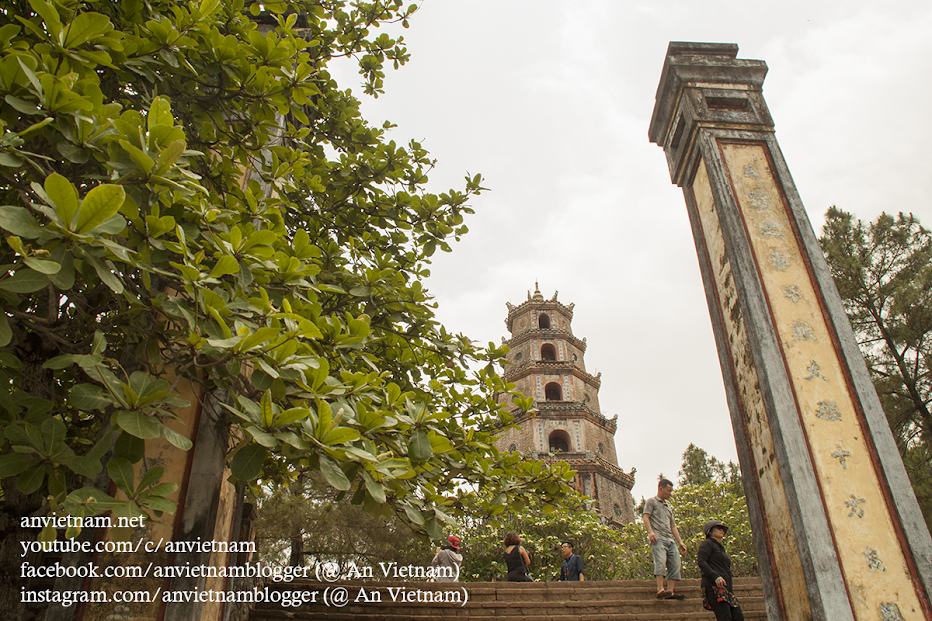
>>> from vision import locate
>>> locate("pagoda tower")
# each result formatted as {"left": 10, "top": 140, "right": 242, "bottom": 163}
{"left": 496, "top": 284, "right": 636, "bottom": 526}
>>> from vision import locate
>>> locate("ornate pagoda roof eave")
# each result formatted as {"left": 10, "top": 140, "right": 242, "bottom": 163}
{"left": 500, "top": 402, "right": 619, "bottom": 433}
{"left": 526, "top": 452, "right": 636, "bottom": 489}
{"left": 504, "top": 362, "right": 602, "bottom": 389}
{"left": 505, "top": 288, "right": 575, "bottom": 333}
{"left": 505, "top": 327, "right": 587, "bottom": 351}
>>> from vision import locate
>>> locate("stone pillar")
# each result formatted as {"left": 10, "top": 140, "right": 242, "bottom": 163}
{"left": 649, "top": 42, "right": 932, "bottom": 621}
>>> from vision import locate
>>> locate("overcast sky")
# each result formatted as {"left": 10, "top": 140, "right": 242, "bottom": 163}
{"left": 340, "top": 0, "right": 932, "bottom": 503}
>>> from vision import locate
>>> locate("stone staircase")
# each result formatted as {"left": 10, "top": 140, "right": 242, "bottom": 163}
{"left": 249, "top": 576, "right": 766, "bottom": 620}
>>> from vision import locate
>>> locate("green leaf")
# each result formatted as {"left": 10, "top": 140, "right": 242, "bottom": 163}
{"left": 0, "top": 268, "right": 48, "bottom": 293}
{"left": 197, "top": 0, "right": 222, "bottom": 19}
{"left": 260, "top": 389, "right": 274, "bottom": 428}
{"left": 144, "top": 482, "right": 178, "bottom": 498}
{"left": 57, "top": 141, "right": 88, "bottom": 164}
{"left": 114, "top": 432, "right": 145, "bottom": 463}
{"left": 85, "top": 432, "right": 111, "bottom": 463}
{"left": 407, "top": 430, "right": 432, "bottom": 462}
{"left": 145, "top": 214, "right": 175, "bottom": 238}
{"left": 424, "top": 516, "right": 443, "bottom": 540}
{"left": 40, "top": 417, "right": 66, "bottom": 451}
{"left": 0, "top": 452, "right": 35, "bottom": 477}
{"left": 48, "top": 468, "right": 66, "bottom": 498}
{"left": 153, "top": 140, "right": 184, "bottom": 175}
{"left": 271, "top": 407, "right": 309, "bottom": 428}
{"left": 88, "top": 214, "right": 126, "bottom": 235}
{"left": 45, "top": 173, "right": 79, "bottom": 228}
{"left": 43, "top": 354, "right": 84, "bottom": 369}
{"left": 239, "top": 327, "right": 280, "bottom": 352}
{"left": 27, "top": 0, "right": 62, "bottom": 39}
{"left": 428, "top": 433, "right": 454, "bottom": 454}
{"left": 362, "top": 471, "right": 386, "bottom": 504}
{"left": 91, "top": 330, "right": 107, "bottom": 355}
{"left": 138, "top": 494, "right": 176, "bottom": 514}
{"left": 323, "top": 427, "right": 361, "bottom": 445}
{"left": 64, "top": 488, "right": 122, "bottom": 517}
{"left": 249, "top": 368, "right": 273, "bottom": 391}
{"left": 137, "top": 465, "right": 164, "bottom": 491}
{"left": 116, "top": 410, "right": 160, "bottom": 439}
{"left": 319, "top": 454, "right": 351, "bottom": 490}
{"left": 0, "top": 153, "right": 22, "bottom": 167}
{"left": 62, "top": 12, "right": 111, "bottom": 48}
{"left": 403, "top": 503, "right": 425, "bottom": 526}
{"left": 118, "top": 140, "right": 154, "bottom": 175}
{"left": 4, "top": 95, "right": 41, "bottom": 116}
{"left": 148, "top": 95, "right": 174, "bottom": 129}
{"left": 209, "top": 255, "right": 239, "bottom": 278}
{"left": 17, "top": 462, "right": 48, "bottom": 494}
{"left": 23, "top": 257, "right": 61, "bottom": 275}
{"left": 74, "top": 184, "right": 125, "bottom": 234}
{"left": 0, "top": 206, "right": 46, "bottom": 238}
{"left": 230, "top": 444, "right": 267, "bottom": 481}
{"left": 160, "top": 424, "right": 193, "bottom": 451}
{"left": 108, "top": 457, "right": 136, "bottom": 496}
{"left": 246, "top": 426, "right": 278, "bottom": 448}
{"left": 0, "top": 312, "right": 10, "bottom": 347}
{"left": 69, "top": 384, "right": 112, "bottom": 410}
{"left": 87, "top": 256, "right": 123, "bottom": 294}
{"left": 48, "top": 250, "right": 74, "bottom": 289}
{"left": 61, "top": 453, "right": 103, "bottom": 479}
{"left": 38, "top": 525, "right": 56, "bottom": 542}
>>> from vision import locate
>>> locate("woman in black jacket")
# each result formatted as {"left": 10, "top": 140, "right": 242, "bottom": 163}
{"left": 696, "top": 519, "right": 744, "bottom": 621}
{"left": 503, "top": 532, "right": 532, "bottom": 582}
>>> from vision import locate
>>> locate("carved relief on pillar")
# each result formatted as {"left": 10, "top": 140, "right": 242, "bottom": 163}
{"left": 691, "top": 159, "right": 810, "bottom": 620}
{"left": 721, "top": 142, "right": 926, "bottom": 619}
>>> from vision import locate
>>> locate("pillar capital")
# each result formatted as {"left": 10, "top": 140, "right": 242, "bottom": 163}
{"left": 649, "top": 42, "right": 772, "bottom": 186}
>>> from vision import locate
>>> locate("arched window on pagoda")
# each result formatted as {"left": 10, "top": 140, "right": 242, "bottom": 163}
{"left": 545, "top": 382, "right": 562, "bottom": 401}
{"left": 541, "top": 343, "right": 556, "bottom": 360}
{"left": 538, "top": 314, "right": 551, "bottom": 329}
{"left": 548, "top": 430, "right": 571, "bottom": 453}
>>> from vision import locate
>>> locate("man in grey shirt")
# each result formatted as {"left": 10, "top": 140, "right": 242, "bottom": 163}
{"left": 431, "top": 535, "right": 463, "bottom": 582}
{"left": 643, "top": 478, "right": 687, "bottom": 599}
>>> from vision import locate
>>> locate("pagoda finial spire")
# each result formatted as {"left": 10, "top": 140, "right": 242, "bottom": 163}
{"left": 532, "top": 281, "right": 543, "bottom": 300}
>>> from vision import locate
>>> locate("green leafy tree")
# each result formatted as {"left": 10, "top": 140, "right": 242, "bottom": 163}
{"left": 819, "top": 208, "right": 932, "bottom": 530}
{"left": 458, "top": 491, "right": 625, "bottom": 582}
{"left": 678, "top": 443, "right": 719, "bottom": 486}
{"left": 255, "top": 473, "right": 430, "bottom": 572}
{"left": 459, "top": 446, "right": 756, "bottom": 582}
{"left": 678, "top": 443, "right": 743, "bottom": 493}
{"left": 0, "top": 0, "right": 573, "bottom": 612}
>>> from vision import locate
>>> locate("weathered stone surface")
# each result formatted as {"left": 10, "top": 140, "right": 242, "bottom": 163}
{"left": 650, "top": 41, "right": 932, "bottom": 621}
{"left": 248, "top": 577, "right": 766, "bottom": 621}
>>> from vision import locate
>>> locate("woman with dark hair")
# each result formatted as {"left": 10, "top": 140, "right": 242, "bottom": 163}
{"left": 503, "top": 532, "right": 532, "bottom": 582}
{"left": 697, "top": 519, "right": 744, "bottom": 621}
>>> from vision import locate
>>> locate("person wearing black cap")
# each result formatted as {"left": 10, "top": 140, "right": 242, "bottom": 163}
{"left": 697, "top": 520, "right": 744, "bottom": 621}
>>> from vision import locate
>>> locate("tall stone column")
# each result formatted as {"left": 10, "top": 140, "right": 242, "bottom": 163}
{"left": 649, "top": 42, "right": 932, "bottom": 621}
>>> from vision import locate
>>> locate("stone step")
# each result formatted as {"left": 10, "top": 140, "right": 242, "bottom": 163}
{"left": 254, "top": 612, "right": 766, "bottom": 621}
{"left": 248, "top": 577, "right": 765, "bottom": 621}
